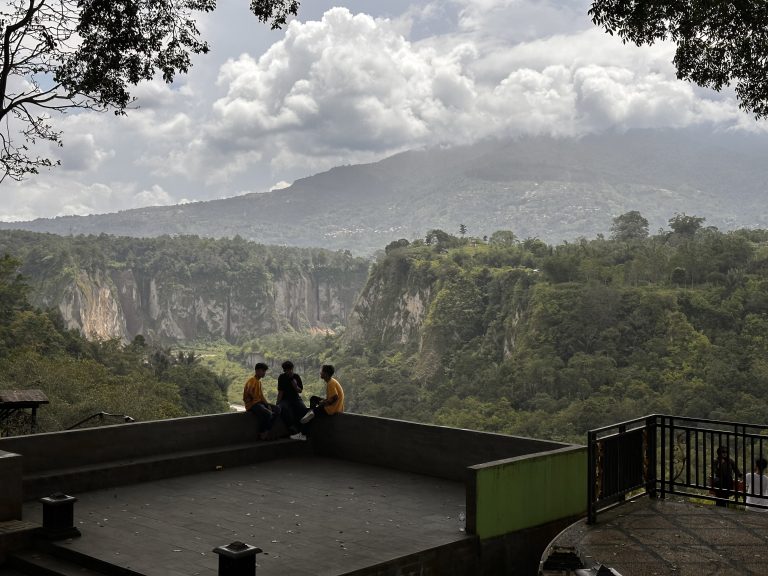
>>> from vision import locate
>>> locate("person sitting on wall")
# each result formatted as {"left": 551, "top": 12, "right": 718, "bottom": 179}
{"left": 746, "top": 456, "right": 768, "bottom": 512}
{"left": 276, "top": 360, "right": 307, "bottom": 435}
{"left": 243, "top": 362, "right": 279, "bottom": 439}
{"left": 290, "top": 364, "right": 344, "bottom": 441}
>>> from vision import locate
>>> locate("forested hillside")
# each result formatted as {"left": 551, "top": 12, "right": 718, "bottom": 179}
{"left": 5, "top": 217, "right": 768, "bottom": 442}
{"left": 0, "top": 254, "right": 230, "bottom": 435}
{"left": 320, "top": 215, "right": 768, "bottom": 442}
{"left": 0, "top": 231, "right": 370, "bottom": 343}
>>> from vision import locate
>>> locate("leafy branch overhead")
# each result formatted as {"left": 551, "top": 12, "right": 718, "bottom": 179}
{"left": 0, "top": 0, "right": 300, "bottom": 183}
{"left": 589, "top": 0, "right": 768, "bottom": 118}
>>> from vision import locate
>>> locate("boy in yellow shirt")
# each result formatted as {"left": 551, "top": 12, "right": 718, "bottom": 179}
{"left": 292, "top": 365, "right": 344, "bottom": 439}
{"left": 243, "top": 362, "right": 277, "bottom": 438}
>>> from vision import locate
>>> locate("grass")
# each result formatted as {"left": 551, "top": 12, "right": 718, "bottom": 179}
{"left": 172, "top": 339, "right": 328, "bottom": 408}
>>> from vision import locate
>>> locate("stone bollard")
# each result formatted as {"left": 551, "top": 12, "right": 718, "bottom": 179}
{"left": 213, "top": 541, "right": 262, "bottom": 576}
{"left": 38, "top": 493, "right": 81, "bottom": 540}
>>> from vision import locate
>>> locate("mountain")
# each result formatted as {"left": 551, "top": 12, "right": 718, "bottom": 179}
{"left": 2, "top": 127, "right": 768, "bottom": 254}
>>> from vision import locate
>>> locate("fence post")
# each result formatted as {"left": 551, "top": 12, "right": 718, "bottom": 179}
{"left": 587, "top": 429, "right": 596, "bottom": 524}
{"left": 645, "top": 415, "right": 657, "bottom": 499}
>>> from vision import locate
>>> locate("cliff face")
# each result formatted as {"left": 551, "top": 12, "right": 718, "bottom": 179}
{"left": 344, "top": 250, "right": 535, "bottom": 374}
{"left": 31, "top": 265, "right": 367, "bottom": 343}
{"left": 345, "top": 257, "right": 433, "bottom": 348}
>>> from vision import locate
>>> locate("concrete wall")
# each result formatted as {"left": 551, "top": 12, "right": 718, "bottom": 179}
{"left": 0, "top": 412, "right": 308, "bottom": 498}
{"left": 0, "top": 451, "right": 22, "bottom": 521}
{"left": 0, "top": 412, "right": 261, "bottom": 473}
{"left": 342, "top": 538, "right": 479, "bottom": 576}
{"left": 464, "top": 446, "right": 587, "bottom": 576}
{"left": 311, "top": 413, "right": 569, "bottom": 482}
{"left": 468, "top": 446, "right": 587, "bottom": 539}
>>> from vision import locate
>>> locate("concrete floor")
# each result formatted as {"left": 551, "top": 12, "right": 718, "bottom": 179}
{"left": 548, "top": 496, "right": 768, "bottom": 575}
{"left": 22, "top": 456, "right": 469, "bottom": 576}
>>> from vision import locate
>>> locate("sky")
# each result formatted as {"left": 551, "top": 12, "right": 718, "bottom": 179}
{"left": 2, "top": 0, "right": 765, "bottom": 222}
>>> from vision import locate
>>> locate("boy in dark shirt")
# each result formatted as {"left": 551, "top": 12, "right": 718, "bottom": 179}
{"left": 276, "top": 360, "right": 307, "bottom": 436}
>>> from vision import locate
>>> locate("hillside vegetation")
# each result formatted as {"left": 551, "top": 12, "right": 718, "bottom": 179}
{"left": 5, "top": 216, "right": 768, "bottom": 442}
{"left": 0, "top": 254, "right": 230, "bottom": 435}
{"left": 326, "top": 216, "right": 768, "bottom": 441}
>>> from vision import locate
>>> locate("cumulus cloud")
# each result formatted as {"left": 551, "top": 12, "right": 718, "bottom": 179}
{"left": 5, "top": 0, "right": 766, "bottom": 221}
{"left": 0, "top": 178, "right": 175, "bottom": 221}
{"left": 183, "top": 5, "right": 757, "bottom": 185}
{"left": 56, "top": 133, "right": 115, "bottom": 172}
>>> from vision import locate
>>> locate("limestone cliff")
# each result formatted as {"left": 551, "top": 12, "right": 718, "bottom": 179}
{"left": 0, "top": 232, "right": 370, "bottom": 343}
{"left": 344, "top": 248, "right": 533, "bottom": 375}
{"left": 38, "top": 266, "right": 367, "bottom": 342}
{"left": 345, "top": 255, "right": 433, "bottom": 348}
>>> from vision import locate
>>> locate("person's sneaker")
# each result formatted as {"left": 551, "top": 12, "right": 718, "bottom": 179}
{"left": 300, "top": 411, "right": 315, "bottom": 424}
{"left": 289, "top": 432, "right": 307, "bottom": 441}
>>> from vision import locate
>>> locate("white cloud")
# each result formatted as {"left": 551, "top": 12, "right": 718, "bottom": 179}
{"left": 186, "top": 5, "right": 759, "bottom": 184}
{"left": 57, "top": 133, "right": 114, "bottom": 172}
{"left": 270, "top": 180, "right": 292, "bottom": 191}
{"left": 3, "top": 0, "right": 767, "bottom": 221}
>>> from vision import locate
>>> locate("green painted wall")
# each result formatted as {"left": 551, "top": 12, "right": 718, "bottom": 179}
{"left": 474, "top": 447, "right": 587, "bottom": 539}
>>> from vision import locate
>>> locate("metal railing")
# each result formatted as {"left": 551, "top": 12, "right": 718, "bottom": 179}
{"left": 66, "top": 411, "right": 135, "bottom": 430}
{"left": 588, "top": 414, "right": 768, "bottom": 523}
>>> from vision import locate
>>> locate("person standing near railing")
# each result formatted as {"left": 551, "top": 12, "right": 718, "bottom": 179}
{"left": 745, "top": 456, "right": 768, "bottom": 512}
{"left": 711, "top": 446, "right": 742, "bottom": 507}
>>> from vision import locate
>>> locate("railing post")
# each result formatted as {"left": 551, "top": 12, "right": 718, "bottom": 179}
{"left": 213, "top": 541, "right": 262, "bottom": 576}
{"left": 587, "top": 429, "right": 596, "bottom": 524}
{"left": 660, "top": 417, "right": 666, "bottom": 499}
{"left": 645, "top": 415, "right": 657, "bottom": 499}
{"left": 668, "top": 416, "right": 676, "bottom": 497}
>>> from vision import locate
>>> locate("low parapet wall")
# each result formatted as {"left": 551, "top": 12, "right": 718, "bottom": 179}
{"left": 311, "top": 413, "right": 569, "bottom": 482}
{"left": 0, "top": 451, "right": 22, "bottom": 521}
{"left": 0, "top": 412, "right": 260, "bottom": 474}
{"left": 0, "top": 412, "right": 308, "bottom": 500}
{"left": 469, "top": 445, "right": 587, "bottom": 575}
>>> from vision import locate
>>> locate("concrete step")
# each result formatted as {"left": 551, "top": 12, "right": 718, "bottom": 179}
{"left": 9, "top": 544, "right": 145, "bottom": 576}
{"left": 9, "top": 550, "right": 103, "bottom": 576}
{"left": 23, "top": 438, "right": 311, "bottom": 499}
{"left": 38, "top": 545, "right": 143, "bottom": 576}
{"left": 0, "top": 520, "right": 39, "bottom": 562}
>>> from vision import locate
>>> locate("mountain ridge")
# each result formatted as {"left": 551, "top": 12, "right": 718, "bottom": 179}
{"left": 3, "top": 126, "right": 767, "bottom": 253}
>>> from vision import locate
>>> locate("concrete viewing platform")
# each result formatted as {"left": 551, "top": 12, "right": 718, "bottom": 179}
{"left": 0, "top": 412, "right": 587, "bottom": 575}
{"left": 21, "top": 456, "right": 468, "bottom": 576}
{"left": 544, "top": 496, "right": 768, "bottom": 575}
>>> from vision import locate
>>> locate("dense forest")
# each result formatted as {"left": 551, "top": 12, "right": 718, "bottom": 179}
{"left": 239, "top": 213, "right": 768, "bottom": 443}
{"left": 5, "top": 213, "right": 768, "bottom": 443}
{"left": 0, "top": 252, "right": 230, "bottom": 435}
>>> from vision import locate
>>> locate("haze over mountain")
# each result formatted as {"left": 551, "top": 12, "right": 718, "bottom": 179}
{"left": 3, "top": 127, "right": 767, "bottom": 254}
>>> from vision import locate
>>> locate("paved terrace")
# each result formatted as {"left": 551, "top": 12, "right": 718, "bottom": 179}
{"left": 0, "top": 412, "right": 586, "bottom": 575}
{"left": 21, "top": 456, "right": 468, "bottom": 576}
{"left": 544, "top": 496, "right": 768, "bottom": 576}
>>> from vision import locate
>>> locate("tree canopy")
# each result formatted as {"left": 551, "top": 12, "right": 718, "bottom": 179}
{"left": 0, "top": 0, "right": 300, "bottom": 182}
{"left": 611, "top": 211, "right": 649, "bottom": 241}
{"left": 0, "top": 251, "right": 230, "bottom": 435}
{"left": 589, "top": 0, "right": 768, "bottom": 118}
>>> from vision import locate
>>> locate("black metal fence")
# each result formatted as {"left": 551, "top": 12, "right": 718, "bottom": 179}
{"left": 588, "top": 414, "right": 768, "bottom": 523}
